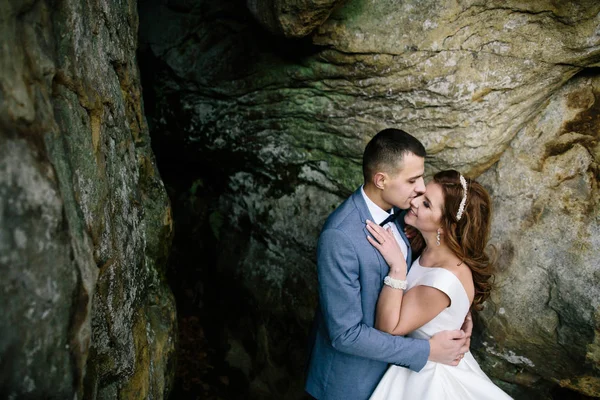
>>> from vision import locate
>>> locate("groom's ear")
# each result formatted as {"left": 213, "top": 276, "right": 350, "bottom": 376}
{"left": 373, "top": 172, "right": 386, "bottom": 190}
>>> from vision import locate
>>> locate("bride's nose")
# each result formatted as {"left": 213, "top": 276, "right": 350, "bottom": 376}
{"left": 410, "top": 197, "right": 419, "bottom": 209}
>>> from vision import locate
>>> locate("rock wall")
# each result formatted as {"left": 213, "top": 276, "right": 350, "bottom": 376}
{"left": 246, "top": 0, "right": 346, "bottom": 37}
{"left": 0, "top": 0, "right": 176, "bottom": 398}
{"left": 475, "top": 72, "right": 600, "bottom": 397}
{"left": 139, "top": 0, "right": 600, "bottom": 398}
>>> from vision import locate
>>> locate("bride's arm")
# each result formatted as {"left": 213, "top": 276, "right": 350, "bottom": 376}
{"left": 366, "top": 220, "right": 450, "bottom": 336}
{"left": 379, "top": 286, "right": 449, "bottom": 335}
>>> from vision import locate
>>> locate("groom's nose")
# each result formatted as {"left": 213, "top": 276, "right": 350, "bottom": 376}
{"left": 415, "top": 177, "right": 425, "bottom": 195}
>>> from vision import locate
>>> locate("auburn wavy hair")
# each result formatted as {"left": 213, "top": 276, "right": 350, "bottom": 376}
{"left": 411, "top": 170, "right": 495, "bottom": 310}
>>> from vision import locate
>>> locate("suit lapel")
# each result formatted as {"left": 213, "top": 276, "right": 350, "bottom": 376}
{"left": 393, "top": 208, "right": 413, "bottom": 271}
{"left": 352, "top": 188, "right": 389, "bottom": 281}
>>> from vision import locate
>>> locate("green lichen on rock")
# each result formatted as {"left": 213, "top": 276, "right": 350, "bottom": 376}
{"left": 0, "top": 0, "right": 176, "bottom": 398}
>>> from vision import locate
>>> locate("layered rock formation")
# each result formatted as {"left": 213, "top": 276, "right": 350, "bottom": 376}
{"left": 476, "top": 73, "right": 600, "bottom": 397}
{"left": 3, "top": 0, "right": 596, "bottom": 398}
{"left": 140, "top": 0, "right": 600, "bottom": 398}
{"left": 0, "top": 0, "right": 176, "bottom": 398}
{"left": 247, "top": 0, "right": 346, "bottom": 37}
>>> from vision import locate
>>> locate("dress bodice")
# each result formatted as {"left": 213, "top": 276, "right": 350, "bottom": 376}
{"left": 406, "top": 257, "right": 471, "bottom": 340}
{"left": 369, "top": 257, "right": 513, "bottom": 399}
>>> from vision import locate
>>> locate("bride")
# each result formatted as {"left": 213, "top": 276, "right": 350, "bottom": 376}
{"left": 366, "top": 170, "right": 512, "bottom": 400}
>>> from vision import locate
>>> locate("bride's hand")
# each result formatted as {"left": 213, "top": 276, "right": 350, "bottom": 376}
{"left": 366, "top": 220, "right": 407, "bottom": 272}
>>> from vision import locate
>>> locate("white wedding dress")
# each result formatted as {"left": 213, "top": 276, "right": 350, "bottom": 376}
{"left": 370, "top": 257, "right": 512, "bottom": 400}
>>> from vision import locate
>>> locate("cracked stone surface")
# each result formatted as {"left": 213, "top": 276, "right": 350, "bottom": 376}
{"left": 139, "top": 0, "right": 600, "bottom": 397}
{"left": 475, "top": 73, "right": 600, "bottom": 397}
{"left": 0, "top": 0, "right": 176, "bottom": 398}
{"left": 246, "top": 0, "right": 346, "bottom": 37}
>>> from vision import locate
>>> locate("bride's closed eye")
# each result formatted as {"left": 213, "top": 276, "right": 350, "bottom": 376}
{"left": 423, "top": 200, "right": 431, "bottom": 209}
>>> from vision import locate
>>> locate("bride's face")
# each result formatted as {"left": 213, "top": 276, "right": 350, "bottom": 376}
{"left": 404, "top": 182, "right": 444, "bottom": 234}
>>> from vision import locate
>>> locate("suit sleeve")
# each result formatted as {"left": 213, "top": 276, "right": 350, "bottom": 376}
{"left": 317, "top": 227, "right": 430, "bottom": 371}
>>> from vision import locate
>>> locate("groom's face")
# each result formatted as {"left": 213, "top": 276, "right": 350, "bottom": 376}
{"left": 381, "top": 152, "right": 426, "bottom": 209}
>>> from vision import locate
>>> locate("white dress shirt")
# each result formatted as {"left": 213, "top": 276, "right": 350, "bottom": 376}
{"left": 361, "top": 186, "right": 408, "bottom": 260}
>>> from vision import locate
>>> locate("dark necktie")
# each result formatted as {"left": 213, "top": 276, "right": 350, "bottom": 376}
{"left": 379, "top": 212, "right": 397, "bottom": 227}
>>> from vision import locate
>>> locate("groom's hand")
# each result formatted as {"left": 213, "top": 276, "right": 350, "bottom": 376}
{"left": 450, "top": 312, "right": 473, "bottom": 364}
{"left": 461, "top": 312, "right": 473, "bottom": 350}
{"left": 428, "top": 330, "right": 468, "bottom": 366}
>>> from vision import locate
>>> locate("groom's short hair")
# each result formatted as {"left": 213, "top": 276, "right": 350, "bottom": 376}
{"left": 362, "top": 128, "right": 426, "bottom": 182}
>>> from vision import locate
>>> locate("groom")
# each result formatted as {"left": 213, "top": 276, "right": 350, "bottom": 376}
{"left": 305, "top": 128, "right": 469, "bottom": 399}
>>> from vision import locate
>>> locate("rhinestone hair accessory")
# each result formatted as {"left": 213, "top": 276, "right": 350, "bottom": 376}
{"left": 456, "top": 174, "right": 468, "bottom": 221}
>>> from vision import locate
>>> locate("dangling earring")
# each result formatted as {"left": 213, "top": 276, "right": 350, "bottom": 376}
{"left": 436, "top": 229, "right": 441, "bottom": 246}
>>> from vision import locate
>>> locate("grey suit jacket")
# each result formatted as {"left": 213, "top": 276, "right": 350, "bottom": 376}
{"left": 305, "top": 187, "right": 429, "bottom": 400}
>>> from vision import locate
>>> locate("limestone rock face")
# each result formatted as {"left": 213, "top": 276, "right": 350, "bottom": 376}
{"left": 139, "top": 0, "right": 600, "bottom": 397}
{"left": 0, "top": 0, "right": 176, "bottom": 398}
{"left": 247, "top": 0, "right": 345, "bottom": 37}
{"left": 475, "top": 74, "right": 600, "bottom": 397}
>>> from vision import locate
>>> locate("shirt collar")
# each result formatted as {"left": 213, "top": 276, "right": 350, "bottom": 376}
{"left": 361, "top": 185, "right": 393, "bottom": 225}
